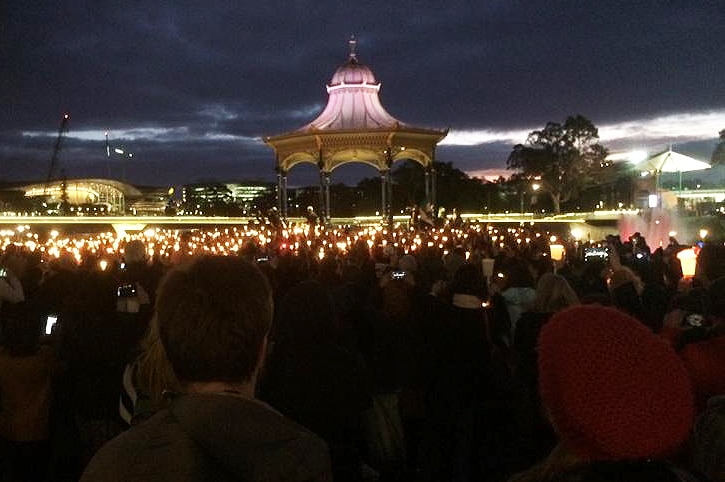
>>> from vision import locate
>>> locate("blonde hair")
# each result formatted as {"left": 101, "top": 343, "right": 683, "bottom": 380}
{"left": 533, "top": 273, "right": 580, "bottom": 313}
{"left": 133, "top": 316, "right": 179, "bottom": 411}
{"left": 608, "top": 266, "right": 644, "bottom": 294}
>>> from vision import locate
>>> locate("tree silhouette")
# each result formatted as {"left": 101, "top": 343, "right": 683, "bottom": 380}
{"left": 711, "top": 129, "right": 725, "bottom": 165}
{"left": 354, "top": 161, "right": 489, "bottom": 215}
{"left": 506, "top": 115, "right": 608, "bottom": 213}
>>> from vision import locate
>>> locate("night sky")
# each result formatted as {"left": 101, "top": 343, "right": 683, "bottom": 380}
{"left": 1, "top": 1, "right": 723, "bottom": 188}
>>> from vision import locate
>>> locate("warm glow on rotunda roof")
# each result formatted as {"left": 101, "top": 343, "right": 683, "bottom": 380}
{"left": 328, "top": 37, "right": 378, "bottom": 87}
{"left": 264, "top": 36, "right": 447, "bottom": 176}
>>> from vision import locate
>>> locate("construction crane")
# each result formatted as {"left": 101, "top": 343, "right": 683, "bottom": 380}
{"left": 45, "top": 113, "right": 70, "bottom": 193}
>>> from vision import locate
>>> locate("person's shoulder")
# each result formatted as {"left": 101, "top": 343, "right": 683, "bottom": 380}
{"left": 172, "top": 394, "right": 330, "bottom": 445}
{"left": 81, "top": 410, "right": 197, "bottom": 481}
{"left": 171, "top": 395, "right": 332, "bottom": 480}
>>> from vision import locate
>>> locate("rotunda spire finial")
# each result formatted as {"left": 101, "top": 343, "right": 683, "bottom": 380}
{"left": 348, "top": 35, "right": 357, "bottom": 61}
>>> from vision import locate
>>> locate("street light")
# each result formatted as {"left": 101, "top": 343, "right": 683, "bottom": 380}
{"left": 520, "top": 182, "right": 541, "bottom": 214}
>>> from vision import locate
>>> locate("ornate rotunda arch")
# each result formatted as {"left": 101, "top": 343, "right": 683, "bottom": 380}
{"left": 264, "top": 37, "right": 448, "bottom": 223}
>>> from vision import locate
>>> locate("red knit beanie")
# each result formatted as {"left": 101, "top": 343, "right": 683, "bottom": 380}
{"left": 538, "top": 305, "right": 695, "bottom": 461}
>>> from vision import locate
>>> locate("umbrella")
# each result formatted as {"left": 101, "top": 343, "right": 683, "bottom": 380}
{"left": 641, "top": 148, "right": 711, "bottom": 173}
{"left": 639, "top": 148, "right": 711, "bottom": 193}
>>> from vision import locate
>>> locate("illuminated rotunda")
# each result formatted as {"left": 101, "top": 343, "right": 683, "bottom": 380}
{"left": 264, "top": 38, "right": 448, "bottom": 222}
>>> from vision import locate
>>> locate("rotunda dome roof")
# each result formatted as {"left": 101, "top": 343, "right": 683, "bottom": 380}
{"left": 329, "top": 37, "right": 378, "bottom": 86}
{"left": 329, "top": 56, "right": 377, "bottom": 86}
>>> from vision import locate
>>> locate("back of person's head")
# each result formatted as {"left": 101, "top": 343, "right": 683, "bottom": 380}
{"left": 610, "top": 280, "right": 645, "bottom": 320}
{"left": 348, "top": 239, "right": 371, "bottom": 265}
{"left": 538, "top": 305, "right": 694, "bottom": 462}
{"left": 155, "top": 256, "right": 272, "bottom": 385}
{"left": 697, "top": 244, "right": 725, "bottom": 282}
{"left": 398, "top": 254, "right": 418, "bottom": 274}
{"left": 64, "top": 270, "right": 117, "bottom": 318}
{"left": 503, "top": 258, "right": 535, "bottom": 289}
{"left": 381, "top": 278, "right": 414, "bottom": 321}
{"left": 123, "top": 239, "right": 147, "bottom": 264}
{"left": 274, "top": 279, "right": 337, "bottom": 345}
{"left": 533, "top": 273, "right": 580, "bottom": 313}
{"left": 444, "top": 249, "right": 466, "bottom": 280}
{"left": 0, "top": 245, "right": 25, "bottom": 271}
{"left": 317, "top": 256, "right": 341, "bottom": 284}
{"left": 449, "top": 262, "right": 487, "bottom": 299}
{"left": 608, "top": 266, "right": 643, "bottom": 293}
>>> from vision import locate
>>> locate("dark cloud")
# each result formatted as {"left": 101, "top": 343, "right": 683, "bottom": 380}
{"left": 2, "top": 1, "right": 723, "bottom": 188}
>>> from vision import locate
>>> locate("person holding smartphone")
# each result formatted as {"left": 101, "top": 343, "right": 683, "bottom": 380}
{"left": 82, "top": 256, "right": 332, "bottom": 481}
{"left": 0, "top": 251, "right": 26, "bottom": 341}
{"left": 0, "top": 302, "right": 62, "bottom": 481}
{"left": 0, "top": 262, "right": 25, "bottom": 307}
{"left": 115, "top": 240, "right": 158, "bottom": 317}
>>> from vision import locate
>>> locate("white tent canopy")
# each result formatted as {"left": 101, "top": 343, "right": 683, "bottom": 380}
{"left": 641, "top": 148, "right": 711, "bottom": 173}
{"left": 636, "top": 148, "right": 712, "bottom": 195}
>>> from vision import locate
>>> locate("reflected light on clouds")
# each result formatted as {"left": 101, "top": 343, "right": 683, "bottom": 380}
{"left": 440, "top": 128, "right": 531, "bottom": 146}
{"left": 24, "top": 127, "right": 189, "bottom": 142}
{"left": 440, "top": 109, "right": 724, "bottom": 147}
{"left": 198, "top": 104, "right": 239, "bottom": 121}
{"left": 24, "top": 126, "right": 262, "bottom": 145}
{"left": 598, "top": 111, "right": 724, "bottom": 143}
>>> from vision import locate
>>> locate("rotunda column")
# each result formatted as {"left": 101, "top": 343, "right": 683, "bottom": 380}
{"left": 424, "top": 168, "right": 431, "bottom": 201}
{"left": 280, "top": 171, "right": 289, "bottom": 219}
{"left": 431, "top": 164, "right": 437, "bottom": 211}
{"left": 324, "top": 171, "right": 331, "bottom": 224}
{"left": 380, "top": 169, "right": 389, "bottom": 221}
{"left": 386, "top": 169, "right": 393, "bottom": 224}
{"left": 318, "top": 169, "right": 325, "bottom": 220}
{"left": 276, "top": 170, "right": 283, "bottom": 212}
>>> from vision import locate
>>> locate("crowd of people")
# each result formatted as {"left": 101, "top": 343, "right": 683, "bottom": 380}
{"left": 0, "top": 217, "right": 723, "bottom": 481}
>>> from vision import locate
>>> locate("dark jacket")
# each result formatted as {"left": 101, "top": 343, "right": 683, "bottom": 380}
{"left": 81, "top": 393, "right": 331, "bottom": 482}
{"left": 259, "top": 341, "right": 372, "bottom": 482}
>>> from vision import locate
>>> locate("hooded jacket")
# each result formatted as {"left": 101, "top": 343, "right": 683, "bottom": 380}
{"left": 81, "top": 393, "right": 331, "bottom": 482}
{"left": 501, "top": 287, "right": 536, "bottom": 342}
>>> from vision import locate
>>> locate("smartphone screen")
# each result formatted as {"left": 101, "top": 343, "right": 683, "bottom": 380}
{"left": 45, "top": 315, "right": 58, "bottom": 335}
{"left": 117, "top": 284, "right": 136, "bottom": 298}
